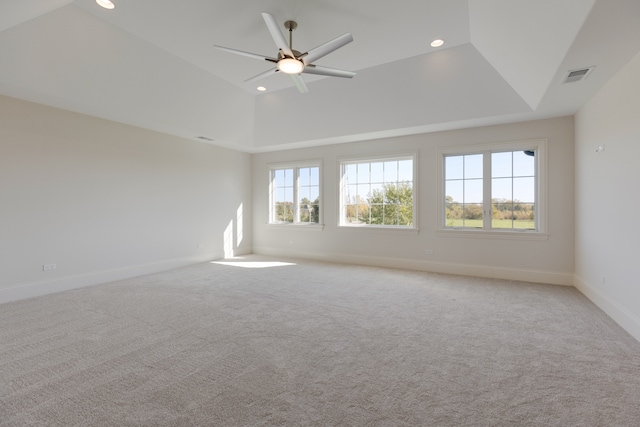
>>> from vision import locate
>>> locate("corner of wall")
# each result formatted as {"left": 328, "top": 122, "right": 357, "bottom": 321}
{"left": 574, "top": 275, "right": 640, "bottom": 343}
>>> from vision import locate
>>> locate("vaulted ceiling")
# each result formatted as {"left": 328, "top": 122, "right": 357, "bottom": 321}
{"left": 1, "top": 0, "right": 639, "bottom": 152}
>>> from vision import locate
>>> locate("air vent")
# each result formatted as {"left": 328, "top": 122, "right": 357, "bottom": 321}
{"left": 196, "top": 136, "right": 215, "bottom": 141}
{"left": 561, "top": 66, "right": 595, "bottom": 84}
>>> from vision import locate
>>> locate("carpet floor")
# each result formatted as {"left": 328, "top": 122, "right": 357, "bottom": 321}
{"left": 1, "top": 255, "right": 640, "bottom": 426}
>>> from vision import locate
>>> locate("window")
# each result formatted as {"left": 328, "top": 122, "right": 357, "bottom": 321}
{"left": 444, "top": 154, "right": 483, "bottom": 228}
{"left": 339, "top": 155, "right": 416, "bottom": 227}
{"left": 439, "top": 139, "right": 546, "bottom": 234}
{"left": 269, "top": 162, "right": 321, "bottom": 225}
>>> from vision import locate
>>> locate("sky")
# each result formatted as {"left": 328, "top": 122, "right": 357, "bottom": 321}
{"left": 445, "top": 151, "right": 535, "bottom": 204}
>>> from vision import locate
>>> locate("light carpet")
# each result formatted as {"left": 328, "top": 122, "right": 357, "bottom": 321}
{"left": 1, "top": 255, "right": 640, "bottom": 426}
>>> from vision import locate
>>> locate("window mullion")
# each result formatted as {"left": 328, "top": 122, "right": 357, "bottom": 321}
{"left": 534, "top": 152, "right": 539, "bottom": 231}
{"left": 340, "top": 164, "right": 345, "bottom": 226}
{"left": 483, "top": 152, "right": 492, "bottom": 229}
{"left": 293, "top": 167, "right": 299, "bottom": 224}
{"left": 269, "top": 170, "right": 274, "bottom": 223}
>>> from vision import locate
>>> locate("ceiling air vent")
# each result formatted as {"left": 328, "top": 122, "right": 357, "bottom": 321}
{"left": 561, "top": 66, "right": 595, "bottom": 84}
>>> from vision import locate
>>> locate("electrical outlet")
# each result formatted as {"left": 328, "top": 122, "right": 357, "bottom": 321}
{"left": 43, "top": 263, "right": 56, "bottom": 271}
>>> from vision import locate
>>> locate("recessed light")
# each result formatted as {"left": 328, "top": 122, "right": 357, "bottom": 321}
{"left": 430, "top": 39, "right": 445, "bottom": 48}
{"left": 96, "top": 0, "right": 115, "bottom": 10}
{"left": 257, "top": 86, "right": 267, "bottom": 92}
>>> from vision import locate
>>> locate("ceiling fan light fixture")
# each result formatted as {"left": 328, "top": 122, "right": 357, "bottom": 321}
{"left": 214, "top": 13, "right": 354, "bottom": 93}
{"left": 277, "top": 58, "right": 304, "bottom": 74}
{"left": 96, "top": 0, "right": 115, "bottom": 9}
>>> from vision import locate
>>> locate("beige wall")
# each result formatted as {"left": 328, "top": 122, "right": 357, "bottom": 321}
{"left": 0, "top": 95, "right": 252, "bottom": 302}
{"left": 252, "top": 117, "right": 575, "bottom": 285}
{"left": 0, "top": 95, "right": 577, "bottom": 305}
{"left": 575, "top": 50, "right": 640, "bottom": 341}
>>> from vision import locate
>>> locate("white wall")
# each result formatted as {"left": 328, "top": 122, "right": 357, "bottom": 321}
{"left": 252, "top": 117, "right": 575, "bottom": 285}
{"left": 0, "top": 95, "right": 252, "bottom": 303}
{"left": 574, "top": 50, "right": 640, "bottom": 341}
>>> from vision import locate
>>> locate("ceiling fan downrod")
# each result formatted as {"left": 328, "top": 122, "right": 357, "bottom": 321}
{"left": 284, "top": 20, "right": 297, "bottom": 55}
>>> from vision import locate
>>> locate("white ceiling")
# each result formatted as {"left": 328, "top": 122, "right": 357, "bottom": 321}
{"left": 1, "top": 0, "right": 639, "bottom": 152}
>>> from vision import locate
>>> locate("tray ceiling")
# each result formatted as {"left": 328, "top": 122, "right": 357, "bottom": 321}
{"left": 1, "top": 0, "right": 639, "bottom": 151}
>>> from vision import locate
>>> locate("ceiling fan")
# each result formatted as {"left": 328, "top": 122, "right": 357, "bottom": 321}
{"left": 214, "top": 12, "right": 356, "bottom": 93}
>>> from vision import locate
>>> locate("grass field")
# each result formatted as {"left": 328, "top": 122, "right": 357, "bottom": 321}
{"left": 446, "top": 219, "right": 535, "bottom": 229}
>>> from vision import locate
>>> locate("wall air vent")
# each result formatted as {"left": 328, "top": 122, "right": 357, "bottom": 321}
{"left": 196, "top": 136, "right": 215, "bottom": 141}
{"left": 561, "top": 66, "right": 595, "bottom": 84}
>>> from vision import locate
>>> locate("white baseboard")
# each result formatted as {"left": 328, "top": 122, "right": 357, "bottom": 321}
{"left": 0, "top": 250, "right": 237, "bottom": 304}
{"left": 252, "top": 246, "right": 574, "bottom": 286}
{"left": 574, "top": 275, "right": 640, "bottom": 343}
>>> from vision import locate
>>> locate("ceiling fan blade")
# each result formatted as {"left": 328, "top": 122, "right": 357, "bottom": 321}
{"left": 301, "top": 33, "right": 353, "bottom": 65}
{"left": 289, "top": 74, "right": 309, "bottom": 93}
{"left": 261, "top": 12, "right": 294, "bottom": 58}
{"left": 302, "top": 65, "right": 356, "bottom": 79}
{"left": 244, "top": 68, "right": 278, "bottom": 83}
{"left": 213, "top": 45, "right": 277, "bottom": 63}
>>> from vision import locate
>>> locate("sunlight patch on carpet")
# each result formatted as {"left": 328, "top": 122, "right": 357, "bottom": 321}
{"left": 211, "top": 260, "right": 296, "bottom": 269}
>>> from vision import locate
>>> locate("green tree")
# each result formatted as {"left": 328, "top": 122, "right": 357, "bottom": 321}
{"left": 344, "top": 195, "right": 370, "bottom": 224}
{"left": 366, "top": 182, "right": 413, "bottom": 226}
{"left": 445, "top": 195, "right": 463, "bottom": 225}
{"left": 275, "top": 202, "right": 293, "bottom": 223}
{"left": 463, "top": 203, "right": 483, "bottom": 220}
{"left": 299, "top": 197, "right": 320, "bottom": 223}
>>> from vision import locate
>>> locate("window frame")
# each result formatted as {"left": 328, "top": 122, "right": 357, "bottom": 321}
{"left": 338, "top": 152, "right": 418, "bottom": 231}
{"left": 268, "top": 160, "right": 323, "bottom": 227}
{"left": 437, "top": 139, "right": 547, "bottom": 240}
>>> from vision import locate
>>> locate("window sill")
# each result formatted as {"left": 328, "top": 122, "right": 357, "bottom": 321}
{"left": 338, "top": 225, "right": 420, "bottom": 235}
{"left": 266, "top": 223, "right": 325, "bottom": 231}
{"left": 436, "top": 228, "right": 548, "bottom": 241}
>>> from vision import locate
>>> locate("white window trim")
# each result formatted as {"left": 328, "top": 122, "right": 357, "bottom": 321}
{"left": 268, "top": 159, "right": 323, "bottom": 227}
{"left": 337, "top": 152, "right": 419, "bottom": 231}
{"left": 436, "top": 139, "right": 548, "bottom": 240}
